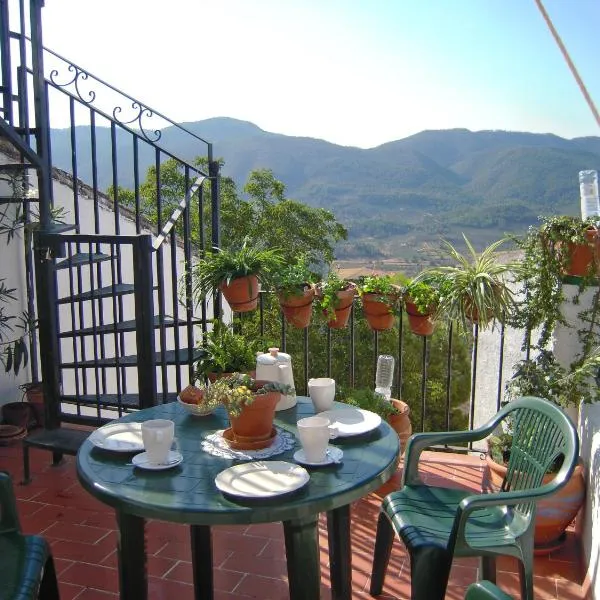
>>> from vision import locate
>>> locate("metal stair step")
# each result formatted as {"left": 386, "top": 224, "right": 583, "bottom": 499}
{"left": 58, "top": 283, "right": 135, "bottom": 304}
{"left": 58, "top": 315, "right": 202, "bottom": 338}
{"left": 0, "top": 162, "right": 36, "bottom": 171}
{"left": 55, "top": 252, "right": 112, "bottom": 270}
{"left": 59, "top": 348, "right": 204, "bottom": 368}
{"left": 0, "top": 196, "right": 39, "bottom": 204}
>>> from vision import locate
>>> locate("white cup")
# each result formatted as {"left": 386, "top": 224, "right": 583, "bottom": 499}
{"left": 308, "top": 377, "right": 336, "bottom": 412}
{"left": 297, "top": 416, "right": 338, "bottom": 462}
{"left": 141, "top": 419, "right": 175, "bottom": 464}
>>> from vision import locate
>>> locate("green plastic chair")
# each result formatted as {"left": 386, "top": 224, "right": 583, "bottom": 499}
{"left": 0, "top": 471, "right": 60, "bottom": 600}
{"left": 465, "top": 581, "right": 514, "bottom": 600}
{"left": 369, "top": 396, "right": 579, "bottom": 600}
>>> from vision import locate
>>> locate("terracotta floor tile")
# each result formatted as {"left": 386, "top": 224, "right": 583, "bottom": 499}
{"left": 0, "top": 444, "right": 586, "bottom": 599}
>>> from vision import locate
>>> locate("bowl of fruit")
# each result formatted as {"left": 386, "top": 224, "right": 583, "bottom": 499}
{"left": 177, "top": 384, "right": 219, "bottom": 416}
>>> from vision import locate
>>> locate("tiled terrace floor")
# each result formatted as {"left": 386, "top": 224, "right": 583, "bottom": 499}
{"left": 0, "top": 442, "right": 588, "bottom": 600}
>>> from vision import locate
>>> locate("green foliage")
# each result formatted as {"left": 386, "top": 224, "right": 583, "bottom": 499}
{"left": 403, "top": 278, "right": 441, "bottom": 315}
{"left": 204, "top": 373, "right": 292, "bottom": 418}
{"left": 417, "top": 235, "right": 515, "bottom": 330}
{"left": 339, "top": 388, "right": 399, "bottom": 420}
{"left": 272, "top": 255, "right": 317, "bottom": 299}
{"left": 357, "top": 274, "right": 398, "bottom": 296}
{"left": 315, "top": 271, "right": 355, "bottom": 321}
{"left": 194, "top": 322, "right": 265, "bottom": 380}
{"left": 192, "top": 238, "right": 284, "bottom": 299}
{"left": 505, "top": 348, "right": 600, "bottom": 408}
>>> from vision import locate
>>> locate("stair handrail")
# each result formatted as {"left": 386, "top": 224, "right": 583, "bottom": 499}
{"left": 17, "top": 34, "right": 213, "bottom": 171}
{"left": 152, "top": 174, "right": 207, "bottom": 250}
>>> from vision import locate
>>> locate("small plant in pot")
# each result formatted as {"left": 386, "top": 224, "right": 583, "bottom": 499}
{"left": 402, "top": 276, "right": 441, "bottom": 337}
{"left": 192, "top": 238, "right": 283, "bottom": 313}
{"left": 357, "top": 274, "right": 401, "bottom": 331}
{"left": 193, "top": 322, "right": 264, "bottom": 382}
{"left": 486, "top": 347, "right": 600, "bottom": 553}
{"left": 316, "top": 270, "right": 356, "bottom": 329}
{"left": 204, "top": 373, "right": 293, "bottom": 450}
{"left": 416, "top": 235, "right": 515, "bottom": 331}
{"left": 272, "top": 255, "right": 317, "bottom": 329}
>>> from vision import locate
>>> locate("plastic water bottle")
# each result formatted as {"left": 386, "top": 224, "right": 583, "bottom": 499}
{"left": 579, "top": 170, "right": 600, "bottom": 220}
{"left": 375, "top": 354, "right": 395, "bottom": 401}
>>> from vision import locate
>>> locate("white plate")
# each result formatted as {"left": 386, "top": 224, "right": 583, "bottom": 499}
{"left": 319, "top": 407, "right": 382, "bottom": 437}
{"left": 88, "top": 422, "right": 145, "bottom": 452}
{"left": 215, "top": 461, "right": 310, "bottom": 498}
{"left": 294, "top": 446, "right": 343, "bottom": 466}
{"left": 132, "top": 450, "right": 183, "bottom": 471}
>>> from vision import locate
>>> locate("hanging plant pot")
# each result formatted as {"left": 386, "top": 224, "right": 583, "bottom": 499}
{"left": 20, "top": 382, "right": 44, "bottom": 428}
{"left": 361, "top": 292, "right": 398, "bottom": 331}
{"left": 326, "top": 283, "right": 356, "bottom": 329}
{"left": 563, "top": 227, "right": 599, "bottom": 277}
{"left": 278, "top": 285, "right": 316, "bottom": 329}
{"left": 388, "top": 399, "right": 412, "bottom": 456}
{"left": 225, "top": 388, "right": 281, "bottom": 450}
{"left": 219, "top": 275, "right": 259, "bottom": 313}
{"left": 404, "top": 299, "right": 436, "bottom": 336}
{"left": 484, "top": 455, "right": 585, "bottom": 555}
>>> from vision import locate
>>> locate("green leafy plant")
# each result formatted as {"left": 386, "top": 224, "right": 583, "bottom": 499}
{"left": 194, "top": 322, "right": 265, "bottom": 381}
{"left": 509, "top": 215, "right": 600, "bottom": 348}
{"left": 316, "top": 271, "right": 356, "bottom": 321}
{"left": 403, "top": 277, "right": 441, "bottom": 315}
{"left": 416, "top": 235, "right": 515, "bottom": 330}
{"left": 192, "top": 237, "right": 283, "bottom": 299}
{"left": 272, "top": 255, "right": 316, "bottom": 299}
{"left": 339, "top": 387, "right": 399, "bottom": 420}
{"left": 204, "top": 372, "right": 293, "bottom": 418}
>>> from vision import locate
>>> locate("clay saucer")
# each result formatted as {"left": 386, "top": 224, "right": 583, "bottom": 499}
{"left": 223, "top": 427, "right": 277, "bottom": 451}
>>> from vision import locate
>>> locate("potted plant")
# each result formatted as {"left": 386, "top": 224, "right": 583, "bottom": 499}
{"left": 416, "top": 235, "right": 515, "bottom": 330}
{"left": 272, "top": 255, "right": 317, "bottom": 328}
{"left": 485, "top": 348, "right": 600, "bottom": 553}
{"left": 204, "top": 373, "right": 292, "bottom": 449}
{"left": 316, "top": 271, "right": 356, "bottom": 329}
{"left": 402, "top": 277, "right": 441, "bottom": 337}
{"left": 193, "top": 322, "right": 263, "bottom": 382}
{"left": 192, "top": 238, "right": 283, "bottom": 313}
{"left": 357, "top": 274, "right": 401, "bottom": 331}
{"left": 510, "top": 215, "right": 600, "bottom": 349}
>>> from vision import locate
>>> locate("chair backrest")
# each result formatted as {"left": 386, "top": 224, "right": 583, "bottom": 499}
{"left": 493, "top": 396, "right": 579, "bottom": 522}
{"left": 0, "top": 471, "right": 21, "bottom": 535}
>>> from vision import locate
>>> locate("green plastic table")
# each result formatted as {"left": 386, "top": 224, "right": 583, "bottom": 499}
{"left": 76, "top": 397, "right": 400, "bottom": 600}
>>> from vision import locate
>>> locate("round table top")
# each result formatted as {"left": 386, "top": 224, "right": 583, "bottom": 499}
{"left": 76, "top": 397, "right": 400, "bottom": 525}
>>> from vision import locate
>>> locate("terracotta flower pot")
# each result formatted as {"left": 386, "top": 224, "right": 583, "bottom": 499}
{"left": 404, "top": 299, "right": 435, "bottom": 336}
{"left": 361, "top": 291, "right": 398, "bottom": 331}
{"left": 227, "top": 390, "right": 281, "bottom": 449}
{"left": 21, "top": 382, "right": 45, "bottom": 428}
{"left": 278, "top": 285, "right": 316, "bottom": 329}
{"left": 563, "top": 227, "right": 599, "bottom": 277}
{"left": 327, "top": 284, "right": 356, "bottom": 329}
{"left": 484, "top": 455, "right": 585, "bottom": 554}
{"left": 388, "top": 399, "right": 412, "bottom": 456}
{"left": 219, "top": 275, "right": 259, "bottom": 313}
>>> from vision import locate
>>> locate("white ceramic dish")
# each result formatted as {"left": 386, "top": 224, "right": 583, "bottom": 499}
{"left": 293, "top": 446, "right": 343, "bottom": 466}
{"left": 88, "top": 422, "right": 144, "bottom": 452}
{"left": 131, "top": 450, "right": 183, "bottom": 471}
{"left": 177, "top": 395, "right": 215, "bottom": 416}
{"left": 319, "top": 408, "right": 381, "bottom": 437}
{"left": 215, "top": 461, "right": 309, "bottom": 498}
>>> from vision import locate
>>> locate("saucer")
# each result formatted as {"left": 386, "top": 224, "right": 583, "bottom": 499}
{"left": 293, "top": 445, "right": 343, "bottom": 466}
{"left": 131, "top": 450, "right": 183, "bottom": 471}
{"left": 223, "top": 427, "right": 277, "bottom": 451}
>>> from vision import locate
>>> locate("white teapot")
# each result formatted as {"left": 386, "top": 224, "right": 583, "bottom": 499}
{"left": 255, "top": 347, "right": 296, "bottom": 411}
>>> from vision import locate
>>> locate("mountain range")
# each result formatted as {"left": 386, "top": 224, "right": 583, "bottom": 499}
{"left": 49, "top": 118, "right": 600, "bottom": 268}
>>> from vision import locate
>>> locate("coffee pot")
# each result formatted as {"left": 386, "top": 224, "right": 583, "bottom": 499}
{"left": 255, "top": 347, "right": 296, "bottom": 411}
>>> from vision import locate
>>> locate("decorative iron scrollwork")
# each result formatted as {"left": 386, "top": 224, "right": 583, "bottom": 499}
{"left": 49, "top": 64, "right": 96, "bottom": 105}
{"left": 113, "top": 102, "right": 161, "bottom": 143}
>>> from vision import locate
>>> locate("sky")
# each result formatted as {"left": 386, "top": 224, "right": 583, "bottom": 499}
{"left": 35, "top": 0, "right": 600, "bottom": 149}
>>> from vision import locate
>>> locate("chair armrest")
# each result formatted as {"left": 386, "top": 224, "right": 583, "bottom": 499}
{"left": 402, "top": 425, "right": 495, "bottom": 486}
{"left": 0, "top": 471, "right": 21, "bottom": 535}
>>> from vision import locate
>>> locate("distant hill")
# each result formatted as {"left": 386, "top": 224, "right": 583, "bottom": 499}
{"left": 49, "top": 119, "right": 600, "bottom": 268}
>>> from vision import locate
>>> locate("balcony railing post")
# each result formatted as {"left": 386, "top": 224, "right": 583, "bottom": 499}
{"left": 209, "top": 159, "right": 221, "bottom": 320}
{"left": 132, "top": 235, "right": 157, "bottom": 408}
